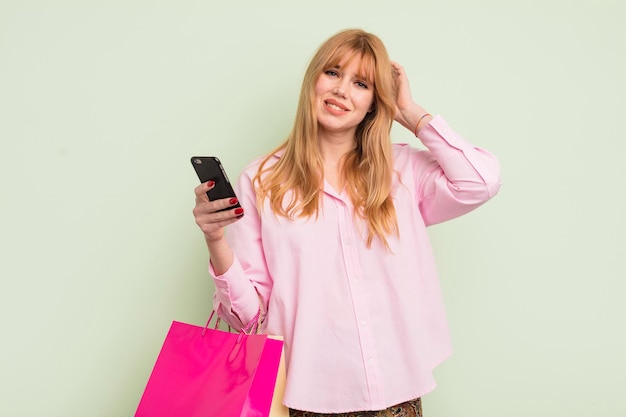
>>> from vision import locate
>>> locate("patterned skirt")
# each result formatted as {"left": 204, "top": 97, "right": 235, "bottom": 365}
{"left": 289, "top": 398, "right": 422, "bottom": 417}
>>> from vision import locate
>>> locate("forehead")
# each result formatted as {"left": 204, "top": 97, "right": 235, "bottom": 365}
{"left": 326, "top": 48, "right": 375, "bottom": 82}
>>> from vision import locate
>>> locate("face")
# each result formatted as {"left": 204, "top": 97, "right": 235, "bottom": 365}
{"left": 313, "top": 56, "right": 375, "bottom": 139}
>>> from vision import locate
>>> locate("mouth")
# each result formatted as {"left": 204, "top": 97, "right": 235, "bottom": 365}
{"left": 324, "top": 99, "right": 349, "bottom": 112}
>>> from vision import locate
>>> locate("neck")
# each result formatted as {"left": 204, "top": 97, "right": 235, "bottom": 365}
{"left": 318, "top": 131, "right": 356, "bottom": 192}
{"left": 318, "top": 130, "right": 356, "bottom": 165}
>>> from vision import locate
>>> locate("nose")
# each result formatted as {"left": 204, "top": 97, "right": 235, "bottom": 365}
{"left": 333, "top": 77, "right": 350, "bottom": 98}
{"left": 333, "top": 85, "right": 348, "bottom": 98}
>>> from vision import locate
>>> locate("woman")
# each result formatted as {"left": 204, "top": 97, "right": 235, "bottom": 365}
{"left": 193, "top": 29, "right": 501, "bottom": 416}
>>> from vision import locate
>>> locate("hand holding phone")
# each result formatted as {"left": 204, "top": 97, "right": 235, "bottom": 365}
{"left": 191, "top": 156, "right": 241, "bottom": 212}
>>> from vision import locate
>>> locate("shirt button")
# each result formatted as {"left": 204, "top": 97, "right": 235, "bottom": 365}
{"left": 361, "top": 321, "right": 367, "bottom": 327}
{"left": 352, "top": 278, "right": 359, "bottom": 284}
{"left": 368, "top": 358, "right": 374, "bottom": 364}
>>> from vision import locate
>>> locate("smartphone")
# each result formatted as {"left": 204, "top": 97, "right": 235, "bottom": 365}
{"left": 190, "top": 156, "right": 241, "bottom": 211}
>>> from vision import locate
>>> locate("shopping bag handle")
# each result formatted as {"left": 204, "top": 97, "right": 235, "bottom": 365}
{"left": 201, "top": 310, "right": 262, "bottom": 342}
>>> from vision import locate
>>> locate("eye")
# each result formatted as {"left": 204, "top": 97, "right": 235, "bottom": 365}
{"left": 325, "top": 70, "right": 339, "bottom": 77}
{"left": 355, "top": 81, "right": 368, "bottom": 89}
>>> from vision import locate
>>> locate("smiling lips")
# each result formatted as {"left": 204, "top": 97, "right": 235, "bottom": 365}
{"left": 324, "top": 99, "right": 349, "bottom": 113}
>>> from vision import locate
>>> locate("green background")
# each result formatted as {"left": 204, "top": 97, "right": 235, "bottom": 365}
{"left": 1, "top": 1, "right": 624, "bottom": 416}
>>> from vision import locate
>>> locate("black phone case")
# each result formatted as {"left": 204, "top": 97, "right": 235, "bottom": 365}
{"left": 191, "top": 156, "right": 241, "bottom": 211}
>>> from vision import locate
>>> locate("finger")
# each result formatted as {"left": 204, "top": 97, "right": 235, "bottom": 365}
{"left": 194, "top": 181, "right": 214, "bottom": 196}
{"left": 210, "top": 197, "right": 241, "bottom": 213}
{"left": 194, "top": 195, "right": 241, "bottom": 218}
{"left": 195, "top": 207, "right": 240, "bottom": 226}
{"left": 391, "top": 63, "right": 399, "bottom": 78}
{"left": 196, "top": 207, "right": 244, "bottom": 234}
{"left": 194, "top": 180, "right": 215, "bottom": 201}
{"left": 199, "top": 216, "right": 240, "bottom": 237}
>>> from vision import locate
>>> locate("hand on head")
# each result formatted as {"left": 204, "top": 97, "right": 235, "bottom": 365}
{"left": 391, "top": 61, "right": 417, "bottom": 126}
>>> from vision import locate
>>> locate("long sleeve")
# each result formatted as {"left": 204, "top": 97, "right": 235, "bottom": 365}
{"left": 413, "top": 115, "right": 502, "bottom": 226}
{"left": 209, "top": 162, "right": 273, "bottom": 330}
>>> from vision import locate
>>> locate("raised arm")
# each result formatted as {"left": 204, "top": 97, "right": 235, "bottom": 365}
{"left": 391, "top": 61, "right": 501, "bottom": 225}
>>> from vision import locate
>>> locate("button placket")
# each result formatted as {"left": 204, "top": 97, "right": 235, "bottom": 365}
{"left": 336, "top": 200, "right": 383, "bottom": 404}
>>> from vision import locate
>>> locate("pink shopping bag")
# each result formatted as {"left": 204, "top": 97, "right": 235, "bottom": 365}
{"left": 135, "top": 319, "right": 285, "bottom": 417}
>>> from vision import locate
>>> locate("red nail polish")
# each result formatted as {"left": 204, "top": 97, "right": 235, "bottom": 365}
{"left": 234, "top": 208, "right": 244, "bottom": 215}
{"left": 207, "top": 180, "right": 215, "bottom": 187}
{"left": 229, "top": 197, "right": 238, "bottom": 204}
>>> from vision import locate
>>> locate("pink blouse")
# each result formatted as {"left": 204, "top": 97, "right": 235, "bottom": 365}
{"left": 209, "top": 115, "right": 501, "bottom": 413}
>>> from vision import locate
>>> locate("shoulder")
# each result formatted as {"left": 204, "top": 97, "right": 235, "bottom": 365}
{"left": 239, "top": 149, "right": 283, "bottom": 181}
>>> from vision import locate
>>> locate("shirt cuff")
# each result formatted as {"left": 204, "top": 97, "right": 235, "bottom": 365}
{"left": 209, "top": 257, "right": 260, "bottom": 323}
{"left": 418, "top": 114, "right": 471, "bottom": 150}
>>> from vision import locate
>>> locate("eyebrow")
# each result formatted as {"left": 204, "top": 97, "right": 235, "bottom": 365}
{"left": 329, "top": 64, "right": 370, "bottom": 80}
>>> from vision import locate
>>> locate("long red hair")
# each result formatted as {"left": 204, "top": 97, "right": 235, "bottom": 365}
{"left": 254, "top": 29, "right": 398, "bottom": 248}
